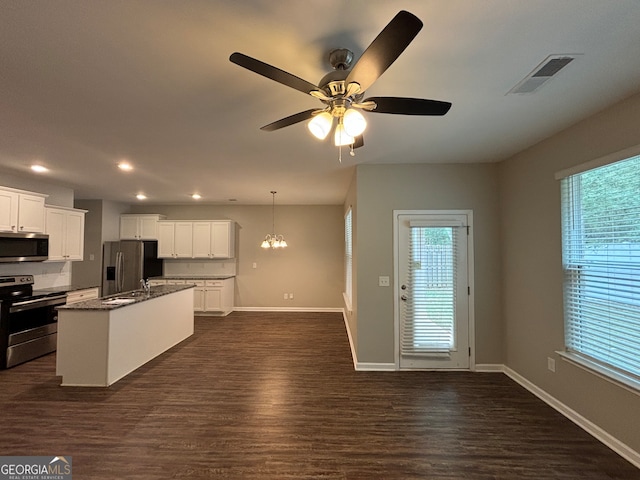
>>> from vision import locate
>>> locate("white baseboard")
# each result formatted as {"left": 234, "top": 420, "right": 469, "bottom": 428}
{"left": 475, "top": 363, "right": 505, "bottom": 372}
{"left": 355, "top": 362, "right": 397, "bottom": 371}
{"left": 232, "top": 306, "right": 343, "bottom": 313}
{"left": 341, "top": 310, "right": 397, "bottom": 371}
{"left": 503, "top": 366, "right": 640, "bottom": 469}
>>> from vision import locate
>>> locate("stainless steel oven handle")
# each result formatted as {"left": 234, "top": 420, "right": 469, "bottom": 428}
{"left": 10, "top": 294, "right": 68, "bottom": 312}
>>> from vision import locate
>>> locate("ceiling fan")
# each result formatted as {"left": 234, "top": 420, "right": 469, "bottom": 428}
{"left": 229, "top": 10, "right": 451, "bottom": 157}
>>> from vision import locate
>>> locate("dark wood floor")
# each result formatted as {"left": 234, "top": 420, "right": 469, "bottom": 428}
{"left": 0, "top": 312, "right": 637, "bottom": 479}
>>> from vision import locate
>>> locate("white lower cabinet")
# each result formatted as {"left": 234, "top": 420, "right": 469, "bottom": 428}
{"left": 157, "top": 277, "right": 233, "bottom": 316}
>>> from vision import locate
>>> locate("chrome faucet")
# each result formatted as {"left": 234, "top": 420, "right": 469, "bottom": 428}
{"left": 140, "top": 278, "right": 151, "bottom": 296}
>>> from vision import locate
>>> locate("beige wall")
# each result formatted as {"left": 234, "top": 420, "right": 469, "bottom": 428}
{"left": 129, "top": 204, "right": 344, "bottom": 309}
{"left": 351, "top": 163, "right": 502, "bottom": 365}
{"left": 71, "top": 199, "right": 130, "bottom": 288}
{"left": 498, "top": 91, "right": 640, "bottom": 452}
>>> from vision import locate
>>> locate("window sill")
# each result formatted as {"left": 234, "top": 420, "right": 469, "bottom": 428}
{"left": 557, "top": 351, "right": 640, "bottom": 396}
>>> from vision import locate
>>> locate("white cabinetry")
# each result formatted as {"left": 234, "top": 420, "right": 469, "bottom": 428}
{"left": 66, "top": 287, "right": 100, "bottom": 304}
{"left": 192, "top": 221, "right": 235, "bottom": 258}
{"left": 45, "top": 206, "right": 86, "bottom": 261}
{"left": 193, "top": 279, "right": 233, "bottom": 315}
{"left": 120, "top": 214, "right": 165, "bottom": 240}
{"left": 160, "top": 277, "right": 233, "bottom": 315}
{"left": 0, "top": 187, "right": 47, "bottom": 233}
{"left": 158, "top": 222, "right": 193, "bottom": 258}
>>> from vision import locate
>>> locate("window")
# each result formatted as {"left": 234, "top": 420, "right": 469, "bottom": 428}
{"left": 560, "top": 154, "right": 640, "bottom": 387}
{"left": 344, "top": 208, "right": 353, "bottom": 308}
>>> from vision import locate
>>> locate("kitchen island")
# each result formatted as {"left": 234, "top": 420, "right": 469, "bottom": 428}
{"left": 56, "top": 284, "right": 194, "bottom": 387}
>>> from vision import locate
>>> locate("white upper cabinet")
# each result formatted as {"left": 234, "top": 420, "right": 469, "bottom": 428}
{"left": 120, "top": 214, "right": 165, "bottom": 240}
{"left": 0, "top": 187, "right": 47, "bottom": 233}
{"left": 45, "top": 206, "right": 86, "bottom": 261}
{"left": 158, "top": 221, "right": 193, "bottom": 258}
{"left": 192, "top": 221, "right": 235, "bottom": 258}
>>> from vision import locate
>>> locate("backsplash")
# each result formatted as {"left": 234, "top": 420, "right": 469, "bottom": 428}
{"left": 163, "top": 259, "right": 236, "bottom": 277}
{"left": 0, "top": 261, "right": 72, "bottom": 288}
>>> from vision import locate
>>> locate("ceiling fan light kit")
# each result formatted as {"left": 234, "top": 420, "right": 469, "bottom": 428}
{"left": 308, "top": 111, "right": 333, "bottom": 140}
{"left": 230, "top": 10, "right": 452, "bottom": 159}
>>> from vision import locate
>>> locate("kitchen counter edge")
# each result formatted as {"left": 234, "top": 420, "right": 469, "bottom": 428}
{"left": 57, "top": 284, "right": 194, "bottom": 311}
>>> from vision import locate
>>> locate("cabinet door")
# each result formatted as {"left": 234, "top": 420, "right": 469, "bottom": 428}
{"left": 204, "top": 288, "right": 222, "bottom": 311}
{"left": 192, "top": 222, "right": 212, "bottom": 258}
{"left": 120, "top": 216, "right": 140, "bottom": 239}
{"left": 174, "top": 222, "right": 193, "bottom": 258}
{"left": 17, "top": 194, "right": 45, "bottom": 232}
{"left": 193, "top": 287, "right": 205, "bottom": 312}
{"left": 138, "top": 216, "right": 159, "bottom": 240}
{"left": 157, "top": 222, "right": 176, "bottom": 258}
{"left": 211, "top": 222, "right": 231, "bottom": 257}
{"left": 0, "top": 190, "right": 19, "bottom": 232}
{"left": 64, "top": 210, "right": 85, "bottom": 260}
{"left": 45, "top": 208, "right": 66, "bottom": 260}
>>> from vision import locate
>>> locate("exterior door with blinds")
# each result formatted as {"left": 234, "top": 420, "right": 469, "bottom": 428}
{"left": 396, "top": 213, "right": 470, "bottom": 369}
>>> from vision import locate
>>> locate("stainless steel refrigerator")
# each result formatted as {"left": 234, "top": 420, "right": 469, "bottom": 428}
{"left": 102, "top": 240, "right": 163, "bottom": 296}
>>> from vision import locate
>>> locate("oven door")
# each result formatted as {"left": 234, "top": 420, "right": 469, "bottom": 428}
{"left": 6, "top": 294, "right": 66, "bottom": 368}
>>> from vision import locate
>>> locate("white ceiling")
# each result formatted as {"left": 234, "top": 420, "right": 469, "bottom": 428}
{"left": 1, "top": 0, "right": 640, "bottom": 205}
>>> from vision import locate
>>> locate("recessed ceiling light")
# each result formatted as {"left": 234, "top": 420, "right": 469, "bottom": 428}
{"left": 30, "top": 164, "right": 49, "bottom": 173}
{"left": 118, "top": 162, "right": 133, "bottom": 171}
{"left": 191, "top": 193, "right": 202, "bottom": 200}
{"left": 136, "top": 194, "right": 147, "bottom": 200}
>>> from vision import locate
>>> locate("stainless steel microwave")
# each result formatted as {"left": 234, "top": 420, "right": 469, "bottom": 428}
{"left": 0, "top": 232, "right": 49, "bottom": 262}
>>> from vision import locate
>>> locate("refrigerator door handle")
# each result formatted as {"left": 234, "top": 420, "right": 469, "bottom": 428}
{"left": 116, "top": 251, "right": 124, "bottom": 293}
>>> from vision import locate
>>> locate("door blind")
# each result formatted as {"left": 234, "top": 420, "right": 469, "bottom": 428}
{"left": 401, "top": 226, "right": 458, "bottom": 355}
{"left": 561, "top": 154, "right": 640, "bottom": 380}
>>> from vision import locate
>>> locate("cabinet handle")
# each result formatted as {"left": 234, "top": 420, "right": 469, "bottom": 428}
{"left": 20, "top": 226, "right": 24, "bottom": 230}
{"left": 11, "top": 225, "right": 16, "bottom": 230}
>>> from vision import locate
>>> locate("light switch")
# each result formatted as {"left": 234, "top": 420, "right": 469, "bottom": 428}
{"left": 378, "top": 276, "right": 390, "bottom": 287}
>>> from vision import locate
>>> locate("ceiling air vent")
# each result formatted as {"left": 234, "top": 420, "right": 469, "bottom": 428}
{"left": 508, "top": 54, "right": 580, "bottom": 95}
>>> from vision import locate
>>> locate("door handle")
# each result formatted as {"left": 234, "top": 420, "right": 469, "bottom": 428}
{"left": 401, "top": 284, "right": 407, "bottom": 290}
{"left": 401, "top": 295, "right": 408, "bottom": 301}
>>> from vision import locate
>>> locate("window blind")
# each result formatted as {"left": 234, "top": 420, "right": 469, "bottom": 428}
{"left": 561, "top": 154, "right": 640, "bottom": 381}
{"left": 401, "top": 226, "right": 457, "bottom": 355}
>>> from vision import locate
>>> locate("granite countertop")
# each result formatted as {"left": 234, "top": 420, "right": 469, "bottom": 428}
{"left": 33, "top": 284, "right": 100, "bottom": 296}
{"left": 150, "top": 275, "right": 235, "bottom": 280}
{"left": 57, "top": 284, "right": 195, "bottom": 311}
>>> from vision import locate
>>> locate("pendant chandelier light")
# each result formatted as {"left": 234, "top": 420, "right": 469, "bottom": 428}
{"left": 261, "top": 191, "right": 287, "bottom": 249}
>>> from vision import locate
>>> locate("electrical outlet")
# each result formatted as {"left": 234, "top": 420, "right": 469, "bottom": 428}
{"left": 378, "top": 276, "right": 390, "bottom": 287}
{"left": 283, "top": 293, "right": 288, "bottom": 300}
{"left": 547, "top": 357, "right": 556, "bottom": 372}
{"left": 289, "top": 293, "right": 294, "bottom": 299}
{"left": 252, "top": 262, "right": 257, "bottom": 269}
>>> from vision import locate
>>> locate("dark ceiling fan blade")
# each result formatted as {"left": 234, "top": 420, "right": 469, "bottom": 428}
{"left": 364, "top": 97, "right": 452, "bottom": 115}
{"left": 353, "top": 135, "right": 364, "bottom": 149}
{"left": 345, "top": 11, "right": 423, "bottom": 93}
{"left": 230, "top": 52, "right": 319, "bottom": 96}
{"left": 260, "top": 109, "right": 319, "bottom": 132}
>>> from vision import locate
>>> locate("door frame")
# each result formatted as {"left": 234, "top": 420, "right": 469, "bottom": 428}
{"left": 393, "top": 210, "right": 476, "bottom": 370}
